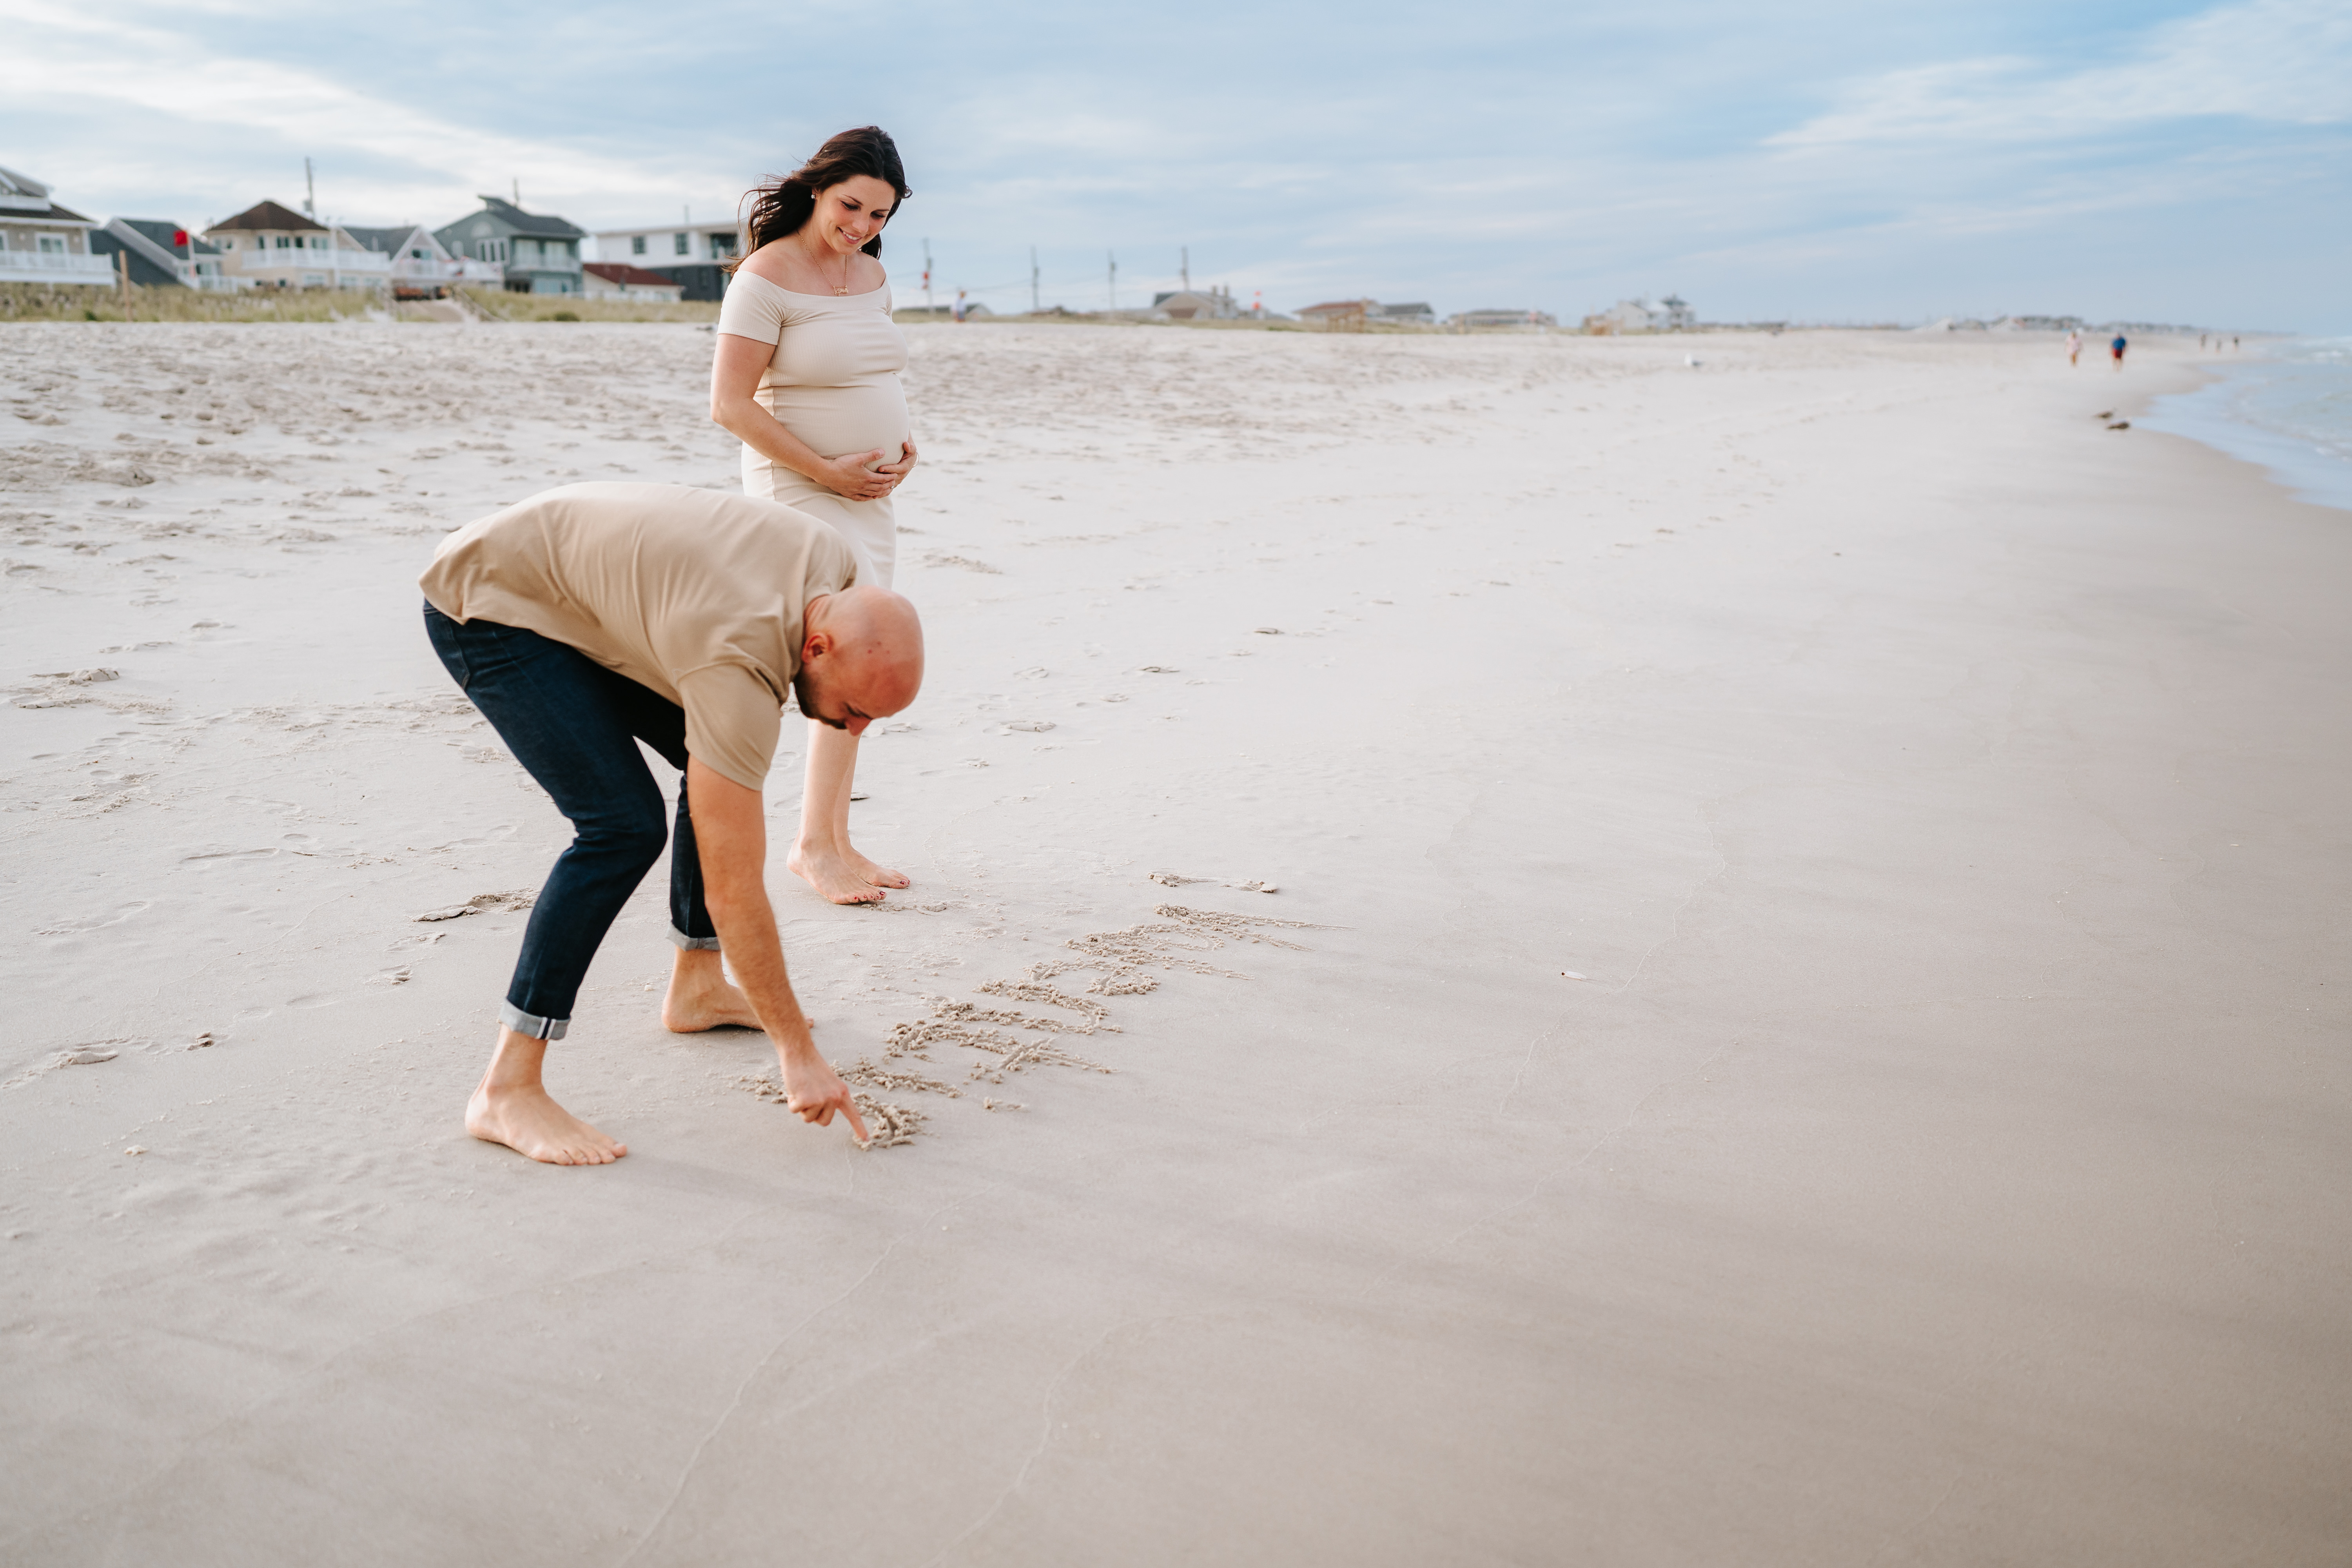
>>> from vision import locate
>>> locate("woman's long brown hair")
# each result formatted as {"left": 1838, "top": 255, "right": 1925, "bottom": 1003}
{"left": 726, "top": 126, "right": 909, "bottom": 274}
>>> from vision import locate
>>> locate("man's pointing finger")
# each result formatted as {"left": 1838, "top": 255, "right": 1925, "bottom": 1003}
{"left": 844, "top": 1096, "right": 873, "bottom": 1147}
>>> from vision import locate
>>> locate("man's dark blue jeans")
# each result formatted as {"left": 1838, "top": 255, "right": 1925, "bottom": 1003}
{"left": 425, "top": 602, "right": 719, "bottom": 1040}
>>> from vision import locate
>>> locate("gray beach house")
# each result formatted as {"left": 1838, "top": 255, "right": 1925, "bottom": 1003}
{"left": 0, "top": 165, "right": 110, "bottom": 287}
{"left": 434, "top": 197, "right": 585, "bottom": 294}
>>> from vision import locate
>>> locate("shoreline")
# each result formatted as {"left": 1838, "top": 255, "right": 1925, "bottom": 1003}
{"left": 2140, "top": 342, "right": 2352, "bottom": 514}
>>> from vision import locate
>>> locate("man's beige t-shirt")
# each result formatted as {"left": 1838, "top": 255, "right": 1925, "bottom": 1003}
{"left": 418, "top": 482, "right": 857, "bottom": 791}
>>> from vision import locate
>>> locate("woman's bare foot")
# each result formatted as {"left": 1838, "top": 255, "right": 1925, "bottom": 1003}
{"left": 840, "top": 842, "right": 910, "bottom": 891}
{"left": 466, "top": 1080, "right": 626, "bottom": 1165}
{"left": 787, "top": 839, "right": 903, "bottom": 904}
{"left": 662, "top": 947, "right": 763, "bottom": 1032}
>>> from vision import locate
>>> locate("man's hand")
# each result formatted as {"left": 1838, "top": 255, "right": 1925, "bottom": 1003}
{"left": 781, "top": 1046, "right": 873, "bottom": 1144}
{"left": 687, "top": 758, "right": 874, "bottom": 1147}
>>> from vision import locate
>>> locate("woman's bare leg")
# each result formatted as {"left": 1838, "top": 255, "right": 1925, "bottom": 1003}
{"left": 785, "top": 719, "right": 909, "bottom": 904}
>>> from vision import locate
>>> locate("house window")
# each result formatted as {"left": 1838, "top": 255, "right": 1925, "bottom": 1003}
{"left": 631, "top": 235, "right": 646, "bottom": 256}
{"left": 38, "top": 234, "right": 66, "bottom": 254}
{"left": 673, "top": 232, "right": 690, "bottom": 256}
{"left": 276, "top": 235, "right": 290, "bottom": 248}
{"left": 706, "top": 232, "right": 737, "bottom": 258}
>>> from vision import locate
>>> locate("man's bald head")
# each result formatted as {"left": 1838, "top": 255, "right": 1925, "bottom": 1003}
{"left": 795, "top": 585, "right": 924, "bottom": 734}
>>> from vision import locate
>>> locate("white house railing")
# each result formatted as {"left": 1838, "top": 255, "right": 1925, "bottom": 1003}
{"left": 224, "top": 247, "right": 392, "bottom": 276}
{"left": 0, "top": 249, "right": 117, "bottom": 282}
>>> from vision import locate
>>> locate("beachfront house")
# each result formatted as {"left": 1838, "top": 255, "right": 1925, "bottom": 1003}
{"left": 589, "top": 222, "right": 742, "bottom": 301}
{"left": 1296, "top": 297, "right": 1437, "bottom": 328}
{"left": 201, "top": 201, "right": 391, "bottom": 291}
{"left": 0, "top": 166, "right": 111, "bottom": 287}
{"left": 1580, "top": 296, "right": 1695, "bottom": 334}
{"left": 89, "top": 219, "right": 231, "bottom": 289}
{"left": 1152, "top": 286, "right": 1242, "bottom": 320}
{"left": 345, "top": 224, "right": 490, "bottom": 299}
{"left": 583, "top": 262, "right": 684, "bottom": 303}
{"left": 435, "top": 197, "right": 586, "bottom": 294}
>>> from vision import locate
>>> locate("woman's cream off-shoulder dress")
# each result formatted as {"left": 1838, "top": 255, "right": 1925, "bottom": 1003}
{"left": 715, "top": 272, "right": 909, "bottom": 587}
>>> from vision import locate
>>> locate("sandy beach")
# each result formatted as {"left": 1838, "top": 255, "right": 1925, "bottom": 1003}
{"left": 3, "top": 321, "right": 2347, "bottom": 1563}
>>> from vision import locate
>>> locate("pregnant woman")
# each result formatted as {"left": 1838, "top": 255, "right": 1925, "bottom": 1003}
{"left": 710, "top": 126, "right": 917, "bottom": 905}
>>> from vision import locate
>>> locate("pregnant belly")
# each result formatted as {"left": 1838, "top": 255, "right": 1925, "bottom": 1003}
{"left": 758, "top": 381, "right": 909, "bottom": 462}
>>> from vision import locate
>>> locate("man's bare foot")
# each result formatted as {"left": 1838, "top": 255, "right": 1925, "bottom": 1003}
{"left": 466, "top": 1080, "right": 626, "bottom": 1165}
{"left": 786, "top": 840, "right": 905, "bottom": 904}
{"left": 663, "top": 950, "right": 763, "bottom": 1032}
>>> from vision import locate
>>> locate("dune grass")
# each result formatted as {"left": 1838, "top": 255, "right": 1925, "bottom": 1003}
{"left": 0, "top": 281, "right": 393, "bottom": 323}
{"left": 0, "top": 280, "right": 723, "bottom": 325}
{"left": 456, "top": 286, "right": 720, "bottom": 324}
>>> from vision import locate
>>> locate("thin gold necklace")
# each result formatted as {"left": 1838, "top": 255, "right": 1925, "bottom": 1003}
{"left": 805, "top": 235, "right": 850, "bottom": 294}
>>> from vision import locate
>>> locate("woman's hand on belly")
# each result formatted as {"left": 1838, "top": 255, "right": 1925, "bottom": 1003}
{"left": 811, "top": 447, "right": 898, "bottom": 501}
{"left": 872, "top": 436, "right": 918, "bottom": 491}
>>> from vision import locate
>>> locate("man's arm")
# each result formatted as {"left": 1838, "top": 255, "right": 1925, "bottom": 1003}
{"left": 686, "top": 757, "right": 871, "bottom": 1143}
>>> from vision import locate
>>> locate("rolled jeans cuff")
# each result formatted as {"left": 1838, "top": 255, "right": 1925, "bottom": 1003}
{"left": 499, "top": 1001, "right": 569, "bottom": 1041}
{"left": 667, "top": 925, "right": 720, "bottom": 951}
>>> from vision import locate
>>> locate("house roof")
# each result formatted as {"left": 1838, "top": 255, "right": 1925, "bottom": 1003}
{"left": 343, "top": 224, "right": 430, "bottom": 255}
{"left": 0, "top": 167, "right": 90, "bottom": 223}
{"left": 1298, "top": 298, "right": 1376, "bottom": 316}
{"left": 584, "top": 262, "right": 679, "bottom": 287}
{"left": 212, "top": 200, "right": 328, "bottom": 233}
{"left": 114, "top": 218, "right": 219, "bottom": 257}
{"left": 471, "top": 196, "right": 584, "bottom": 238}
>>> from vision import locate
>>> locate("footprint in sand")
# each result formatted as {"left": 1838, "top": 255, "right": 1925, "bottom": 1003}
{"left": 34, "top": 900, "right": 152, "bottom": 935}
{"left": 414, "top": 889, "right": 535, "bottom": 922}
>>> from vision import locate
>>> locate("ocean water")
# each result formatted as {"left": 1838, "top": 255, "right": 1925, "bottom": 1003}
{"left": 2141, "top": 338, "right": 2352, "bottom": 514}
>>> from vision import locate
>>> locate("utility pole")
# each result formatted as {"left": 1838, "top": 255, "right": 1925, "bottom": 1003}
{"left": 303, "top": 157, "right": 315, "bottom": 218}
{"left": 1181, "top": 245, "right": 1189, "bottom": 292}
{"left": 923, "top": 239, "right": 933, "bottom": 310}
{"left": 1108, "top": 251, "right": 1116, "bottom": 311}
{"left": 1030, "top": 246, "right": 1040, "bottom": 314}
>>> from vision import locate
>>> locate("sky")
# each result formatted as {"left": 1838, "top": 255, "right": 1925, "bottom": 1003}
{"left": 3, "top": 0, "right": 2347, "bottom": 330}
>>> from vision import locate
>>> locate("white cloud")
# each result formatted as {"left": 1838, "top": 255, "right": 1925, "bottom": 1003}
{"left": 1771, "top": 0, "right": 2352, "bottom": 150}
{"left": 0, "top": 0, "right": 736, "bottom": 214}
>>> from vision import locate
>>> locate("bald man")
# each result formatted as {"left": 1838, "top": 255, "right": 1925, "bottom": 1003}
{"left": 419, "top": 482, "right": 924, "bottom": 1164}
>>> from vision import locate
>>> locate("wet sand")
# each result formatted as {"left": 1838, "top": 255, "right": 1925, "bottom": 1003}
{"left": 3, "top": 321, "right": 2348, "bottom": 1564}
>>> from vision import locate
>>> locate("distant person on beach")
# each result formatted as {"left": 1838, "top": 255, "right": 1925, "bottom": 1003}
{"left": 419, "top": 482, "right": 926, "bottom": 1163}
{"left": 710, "top": 126, "right": 918, "bottom": 906}
{"left": 2066, "top": 329, "right": 2082, "bottom": 366}
{"left": 2111, "top": 333, "right": 2128, "bottom": 370}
